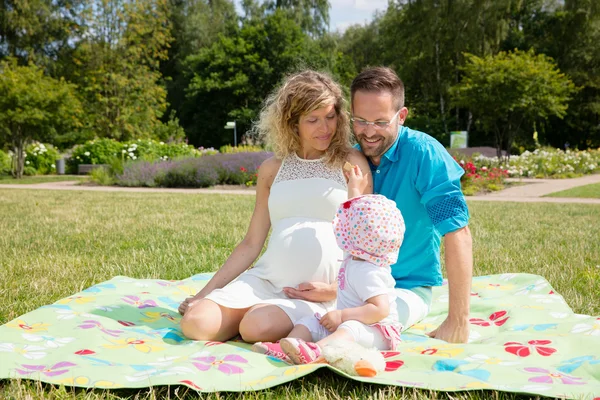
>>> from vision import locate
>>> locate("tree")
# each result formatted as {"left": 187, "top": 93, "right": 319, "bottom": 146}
{"left": 264, "top": 0, "right": 330, "bottom": 37}
{"left": 181, "top": 9, "right": 329, "bottom": 147}
{"left": 451, "top": 50, "right": 576, "bottom": 157}
{"left": 69, "top": 0, "right": 173, "bottom": 142}
{"left": 0, "top": 59, "right": 82, "bottom": 178}
{"left": 0, "top": 0, "right": 86, "bottom": 64}
{"left": 161, "top": 0, "right": 238, "bottom": 123}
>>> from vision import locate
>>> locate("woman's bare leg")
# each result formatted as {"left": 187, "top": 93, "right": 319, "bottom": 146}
{"left": 238, "top": 304, "right": 294, "bottom": 343}
{"left": 180, "top": 299, "right": 248, "bottom": 341}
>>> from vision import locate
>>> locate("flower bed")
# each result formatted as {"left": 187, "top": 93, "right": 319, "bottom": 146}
{"left": 67, "top": 138, "right": 203, "bottom": 174}
{"left": 456, "top": 148, "right": 600, "bottom": 179}
{"left": 455, "top": 159, "right": 509, "bottom": 196}
{"left": 115, "top": 152, "right": 272, "bottom": 188}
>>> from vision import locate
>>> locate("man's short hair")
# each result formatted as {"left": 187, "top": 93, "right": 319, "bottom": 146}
{"left": 351, "top": 66, "right": 405, "bottom": 110}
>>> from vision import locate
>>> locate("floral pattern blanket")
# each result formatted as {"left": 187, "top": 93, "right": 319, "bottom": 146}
{"left": 1, "top": 273, "right": 599, "bottom": 399}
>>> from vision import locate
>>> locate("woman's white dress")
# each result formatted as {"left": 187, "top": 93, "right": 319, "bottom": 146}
{"left": 205, "top": 153, "right": 348, "bottom": 323}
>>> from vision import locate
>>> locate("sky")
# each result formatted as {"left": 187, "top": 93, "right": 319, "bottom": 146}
{"left": 233, "top": 0, "right": 388, "bottom": 32}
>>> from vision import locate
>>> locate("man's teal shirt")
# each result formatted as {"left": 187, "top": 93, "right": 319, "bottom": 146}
{"left": 357, "top": 126, "right": 469, "bottom": 289}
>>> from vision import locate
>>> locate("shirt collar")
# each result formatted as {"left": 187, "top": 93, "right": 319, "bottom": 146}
{"left": 380, "top": 125, "right": 406, "bottom": 163}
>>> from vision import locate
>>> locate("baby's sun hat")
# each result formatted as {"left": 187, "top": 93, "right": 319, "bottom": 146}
{"left": 333, "top": 194, "right": 405, "bottom": 267}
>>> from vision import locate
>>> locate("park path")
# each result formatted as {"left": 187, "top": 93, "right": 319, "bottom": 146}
{"left": 1, "top": 174, "right": 600, "bottom": 204}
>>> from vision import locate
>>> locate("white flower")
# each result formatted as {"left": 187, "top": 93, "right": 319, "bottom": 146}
{"left": 160, "top": 141, "right": 165, "bottom": 145}
{"left": 22, "top": 333, "right": 75, "bottom": 348}
{"left": 122, "top": 150, "right": 127, "bottom": 154}
{"left": 25, "top": 161, "right": 30, "bottom": 165}
{"left": 84, "top": 151, "right": 90, "bottom": 156}
{"left": 0, "top": 343, "right": 47, "bottom": 359}
{"left": 571, "top": 320, "right": 600, "bottom": 336}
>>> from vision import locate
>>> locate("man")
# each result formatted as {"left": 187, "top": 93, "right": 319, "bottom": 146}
{"left": 350, "top": 66, "right": 472, "bottom": 343}
{"left": 284, "top": 67, "right": 472, "bottom": 343}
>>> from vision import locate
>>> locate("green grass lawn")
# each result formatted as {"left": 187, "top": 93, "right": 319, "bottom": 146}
{"left": 0, "top": 175, "right": 88, "bottom": 184}
{"left": 545, "top": 182, "right": 600, "bottom": 199}
{"left": 0, "top": 189, "right": 598, "bottom": 399}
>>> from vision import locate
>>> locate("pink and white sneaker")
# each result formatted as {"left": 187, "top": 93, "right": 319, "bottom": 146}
{"left": 280, "top": 338, "right": 321, "bottom": 365}
{"left": 251, "top": 341, "right": 291, "bottom": 364}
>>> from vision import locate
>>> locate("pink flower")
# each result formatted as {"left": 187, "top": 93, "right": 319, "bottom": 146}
{"left": 192, "top": 354, "right": 247, "bottom": 375}
{"left": 16, "top": 362, "right": 76, "bottom": 377}
{"left": 524, "top": 367, "right": 585, "bottom": 385}
{"left": 77, "top": 320, "right": 123, "bottom": 337}
{"left": 122, "top": 295, "right": 157, "bottom": 309}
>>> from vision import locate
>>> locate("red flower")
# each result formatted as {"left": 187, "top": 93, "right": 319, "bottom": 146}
{"left": 118, "top": 320, "right": 136, "bottom": 326}
{"left": 180, "top": 379, "right": 202, "bottom": 390}
{"left": 74, "top": 349, "right": 95, "bottom": 355}
{"left": 240, "top": 167, "right": 247, "bottom": 172}
{"left": 470, "top": 310, "right": 509, "bottom": 327}
{"left": 381, "top": 351, "right": 404, "bottom": 372}
{"left": 504, "top": 340, "right": 557, "bottom": 357}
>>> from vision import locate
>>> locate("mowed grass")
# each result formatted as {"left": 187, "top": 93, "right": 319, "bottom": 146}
{"left": 0, "top": 175, "right": 88, "bottom": 185}
{"left": 545, "top": 182, "right": 600, "bottom": 199}
{"left": 0, "top": 189, "right": 599, "bottom": 400}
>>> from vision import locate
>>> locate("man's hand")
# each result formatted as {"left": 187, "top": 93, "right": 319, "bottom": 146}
{"left": 178, "top": 294, "right": 203, "bottom": 316}
{"left": 283, "top": 282, "right": 337, "bottom": 302}
{"left": 427, "top": 316, "right": 470, "bottom": 343}
{"left": 320, "top": 310, "right": 343, "bottom": 332}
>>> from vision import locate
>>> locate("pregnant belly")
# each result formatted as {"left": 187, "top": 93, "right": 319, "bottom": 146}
{"left": 250, "top": 218, "right": 342, "bottom": 289}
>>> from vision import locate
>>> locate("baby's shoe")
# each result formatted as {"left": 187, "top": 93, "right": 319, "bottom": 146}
{"left": 280, "top": 337, "right": 321, "bottom": 364}
{"left": 251, "top": 341, "right": 291, "bottom": 364}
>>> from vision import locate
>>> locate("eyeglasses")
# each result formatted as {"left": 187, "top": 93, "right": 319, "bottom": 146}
{"left": 351, "top": 109, "right": 401, "bottom": 129}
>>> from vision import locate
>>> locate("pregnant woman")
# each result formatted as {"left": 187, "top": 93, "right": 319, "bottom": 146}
{"left": 179, "top": 70, "right": 371, "bottom": 343}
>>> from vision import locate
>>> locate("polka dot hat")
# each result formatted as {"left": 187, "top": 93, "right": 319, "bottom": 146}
{"left": 333, "top": 194, "right": 405, "bottom": 267}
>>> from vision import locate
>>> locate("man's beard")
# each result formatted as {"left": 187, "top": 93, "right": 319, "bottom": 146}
{"left": 356, "top": 133, "right": 394, "bottom": 158}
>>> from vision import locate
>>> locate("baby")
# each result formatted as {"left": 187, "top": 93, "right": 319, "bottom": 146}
{"left": 254, "top": 194, "right": 405, "bottom": 364}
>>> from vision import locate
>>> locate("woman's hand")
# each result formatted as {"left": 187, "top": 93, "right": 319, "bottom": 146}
{"left": 283, "top": 282, "right": 337, "bottom": 302}
{"left": 178, "top": 293, "right": 204, "bottom": 316}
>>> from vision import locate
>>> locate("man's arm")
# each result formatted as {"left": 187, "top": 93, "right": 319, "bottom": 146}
{"left": 428, "top": 225, "right": 472, "bottom": 343}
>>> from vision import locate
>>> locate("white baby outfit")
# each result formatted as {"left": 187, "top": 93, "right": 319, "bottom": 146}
{"left": 297, "top": 194, "right": 405, "bottom": 350}
{"left": 205, "top": 154, "right": 348, "bottom": 323}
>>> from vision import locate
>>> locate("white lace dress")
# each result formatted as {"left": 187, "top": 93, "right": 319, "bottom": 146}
{"left": 205, "top": 153, "right": 348, "bottom": 323}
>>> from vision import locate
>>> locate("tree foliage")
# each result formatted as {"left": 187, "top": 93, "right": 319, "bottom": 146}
{"left": 0, "top": 59, "right": 82, "bottom": 177}
{"left": 180, "top": 8, "right": 329, "bottom": 147}
{"left": 451, "top": 50, "right": 576, "bottom": 157}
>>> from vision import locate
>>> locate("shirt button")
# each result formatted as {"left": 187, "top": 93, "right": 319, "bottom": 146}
{"left": 376, "top": 170, "right": 380, "bottom": 174}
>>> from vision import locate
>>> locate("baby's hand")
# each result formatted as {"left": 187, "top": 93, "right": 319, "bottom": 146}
{"left": 320, "top": 310, "right": 343, "bottom": 332}
{"left": 345, "top": 164, "right": 369, "bottom": 198}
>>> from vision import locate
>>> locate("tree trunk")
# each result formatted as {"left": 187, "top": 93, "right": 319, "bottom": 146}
{"left": 435, "top": 40, "right": 449, "bottom": 136}
{"left": 12, "top": 129, "right": 26, "bottom": 179}
{"left": 466, "top": 110, "right": 473, "bottom": 134}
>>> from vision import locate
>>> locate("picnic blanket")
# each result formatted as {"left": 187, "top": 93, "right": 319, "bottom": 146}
{"left": 1, "top": 273, "right": 599, "bottom": 399}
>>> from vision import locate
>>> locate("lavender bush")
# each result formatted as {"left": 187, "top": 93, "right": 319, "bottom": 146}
{"left": 115, "top": 152, "right": 273, "bottom": 188}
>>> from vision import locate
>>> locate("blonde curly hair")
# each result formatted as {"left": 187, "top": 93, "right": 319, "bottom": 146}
{"left": 256, "top": 70, "right": 351, "bottom": 167}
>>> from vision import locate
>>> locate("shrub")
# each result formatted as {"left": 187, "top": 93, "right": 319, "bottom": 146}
{"left": 68, "top": 138, "right": 123, "bottom": 173}
{"left": 454, "top": 158, "right": 509, "bottom": 195}
{"left": 68, "top": 138, "right": 200, "bottom": 174}
{"left": 24, "top": 142, "right": 60, "bottom": 175}
{"left": 0, "top": 150, "right": 11, "bottom": 175}
{"left": 211, "top": 152, "right": 271, "bottom": 185}
{"left": 115, "top": 152, "right": 272, "bottom": 188}
{"left": 90, "top": 166, "right": 114, "bottom": 186}
{"left": 115, "top": 161, "right": 163, "bottom": 187}
{"left": 219, "top": 145, "right": 265, "bottom": 154}
{"left": 154, "top": 159, "right": 219, "bottom": 188}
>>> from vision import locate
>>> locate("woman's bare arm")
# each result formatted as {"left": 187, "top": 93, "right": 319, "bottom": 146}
{"left": 179, "top": 158, "right": 279, "bottom": 313}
